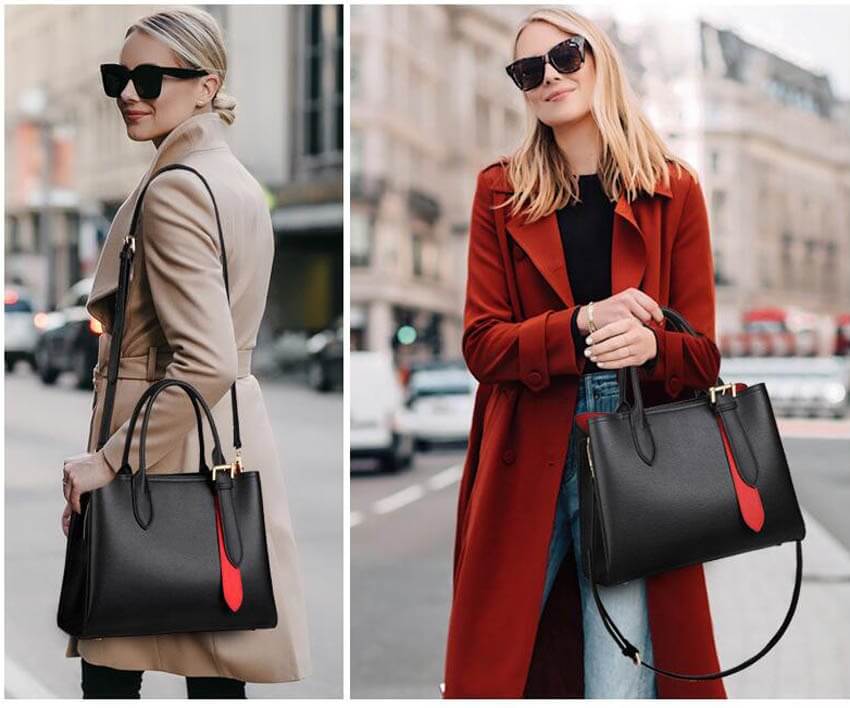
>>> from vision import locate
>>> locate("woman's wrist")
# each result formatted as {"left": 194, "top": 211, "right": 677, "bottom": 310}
{"left": 576, "top": 305, "right": 591, "bottom": 335}
{"left": 99, "top": 448, "right": 117, "bottom": 476}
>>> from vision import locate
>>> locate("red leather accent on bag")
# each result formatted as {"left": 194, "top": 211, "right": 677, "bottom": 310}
{"left": 716, "top": 414, "right": 764, "bottom": 533}
{"left": 214, "top": 497, "right": 243, "bottom": 612}
{"left": 575, "top": 412, "right": 607, "bottom": 434}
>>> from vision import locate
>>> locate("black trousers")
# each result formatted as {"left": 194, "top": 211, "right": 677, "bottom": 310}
{"left": 81, "top": 658, "right": 246, "bottom": 699}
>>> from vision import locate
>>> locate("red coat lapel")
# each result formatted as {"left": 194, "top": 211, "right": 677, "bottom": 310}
{"left": 500, "top": 173, "right": 672, "bottom": 309}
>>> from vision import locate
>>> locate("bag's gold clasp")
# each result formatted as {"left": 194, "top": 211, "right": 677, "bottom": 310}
{"left": 212, "top": 463, "right": 235, "bottom": 481}
{"left": 708, "top": 383, "right": 737, "bottom": 404}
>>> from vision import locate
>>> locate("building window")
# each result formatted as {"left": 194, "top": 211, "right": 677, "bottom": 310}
{"left": 6, "top": 216, "right": 20, "bottom": 254}
{"left": 412, "top": 233, "right": 423, "bottom": 277}
{"left": 351, "top": 44, "right": 361, "bottom": 100}
{"left": 824, "top": 241, "right": 837, "bottom": 293}
{"left": 475, "top": 94, "right": 490, "bottom": 149}
{"left": 710, "top": 189, "right": 726, "bottom": 233}
{"left": 351, "top": 129, "right": 364, "bottom": 176}
{"left": 350, "top": 211, "right": 371, "bottom": 267}
{"left": 781, "top": 232, "right": 793, "bottom": 287}
{"left": 295, "top": 4, "right": 343, "bottom": 174}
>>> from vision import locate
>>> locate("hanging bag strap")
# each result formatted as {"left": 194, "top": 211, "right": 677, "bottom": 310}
{"left": 96, "top": 163, "right": 243, "bottom": 470}
{"left": 584, "top": 446, "right": 804, "bottom": 680}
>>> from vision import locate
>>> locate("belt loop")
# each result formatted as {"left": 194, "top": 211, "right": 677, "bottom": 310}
{"left": 146, "top": 346, "right": 158, "bottom": 381}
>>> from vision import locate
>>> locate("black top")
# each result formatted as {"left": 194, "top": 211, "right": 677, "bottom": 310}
{"left": 558, "top": 173, "right": 657, "bottom": 375}
{"left": 558, "top": 173, "right": 614, "bottom": 374}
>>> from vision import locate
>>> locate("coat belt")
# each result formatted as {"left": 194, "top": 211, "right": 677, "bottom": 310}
{"left": 93, "top": 345, "right": 253, "bottom": 382}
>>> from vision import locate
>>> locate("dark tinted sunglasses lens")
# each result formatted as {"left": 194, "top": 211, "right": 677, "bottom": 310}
{"left": 513, "top": 57, "right": 545, "bottom": 91}
{"left": 133, "top": 66, "right": 162, "bottom": 99}
{"left": 549, "top": 41, "right": 583, "bottom": 74}
{"left": 101, "top": 66, "right": 127, "bottom": 97}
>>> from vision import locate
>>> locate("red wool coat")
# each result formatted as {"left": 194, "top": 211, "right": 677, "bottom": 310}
{"left": 443, "top": 159, "right": 728, "bottom": 699}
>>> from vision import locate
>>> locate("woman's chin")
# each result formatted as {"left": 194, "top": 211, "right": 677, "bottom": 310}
{"left": 539, "top": 108, "right": 589, "bottom": 129}
{"left": 124, "top": 123, "right": 153, "bottom": 142}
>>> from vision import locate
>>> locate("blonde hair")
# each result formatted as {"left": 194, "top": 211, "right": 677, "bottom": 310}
{"left": 499, "top": 7, "right": 696, "bottom": 222}
{"left": 126, "top": 7, "right": 237, "bottom": 125}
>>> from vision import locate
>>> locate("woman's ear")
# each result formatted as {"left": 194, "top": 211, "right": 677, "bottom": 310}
{"left": 200, "top": 74, "right": 220, "bottom": 104}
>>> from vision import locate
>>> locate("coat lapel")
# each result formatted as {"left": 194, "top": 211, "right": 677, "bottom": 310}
{"left": 497, "top": 167, "right": 672, "bottom": 310}
{"left": 86, "top": 112, "right": 229, "bottom": 331}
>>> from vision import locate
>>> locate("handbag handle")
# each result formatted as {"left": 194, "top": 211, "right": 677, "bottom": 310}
{"left": 97, "top": 163, "right": 243, "bottom": 468}
{"left": 615, "top": 305, "right": 727, "bottom": 407}
{"left": 585, "top": 485, "right": 803, "bottom": 680}
{"left": 613, "top": 306, "right": 727, "bottom": 465}
{"left": 117, "top": 378, "right": 227, "bottom": 530}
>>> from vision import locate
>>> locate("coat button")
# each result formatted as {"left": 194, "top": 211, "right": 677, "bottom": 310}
{"left": 527, "top": 370, "right": 542, "bottom": 387}
{"left": 502, "top": 449, "right": 516, "bottom": 465}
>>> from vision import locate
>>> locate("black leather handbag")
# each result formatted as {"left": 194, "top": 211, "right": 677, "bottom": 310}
{"left": 574, "top": 306, "right": 806, "bottom": 681}
{"left": 57, "top": 164, "right": 277, "bottom": 638}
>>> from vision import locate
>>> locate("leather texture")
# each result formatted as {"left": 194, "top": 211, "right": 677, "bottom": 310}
{"left": 58, "top": 378, "right": 276, "bottom": 639}
{"left": 574, "top": 306, "right": 805, "bottom": 680}
{"left": 579, "top": 382, "right": 805, "bottom": 585}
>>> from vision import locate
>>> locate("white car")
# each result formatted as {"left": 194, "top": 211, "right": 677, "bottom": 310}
{"left": 5, "top": 288, "right": 39, "bottom": 371}
{"left": 350, "top": 350, "right": 415, "bottom": 472}
{"left": 406, "top": 364, "right": 477, "bottom": 447}
{"left": 719, "top": 357, "right": 849, "bottom": 419}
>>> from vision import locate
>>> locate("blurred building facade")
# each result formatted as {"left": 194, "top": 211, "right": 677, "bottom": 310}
{"left": 350, "top": 5, "right": 527, "bottom": 364}
{"left": 640, "top": 18, "right": 850, "bottom": 334}
{"left": 350, "top": 6, "right": 850, "bottom": 361}
{"left": 5, "top": 4, "right": 342, "bottom": 339}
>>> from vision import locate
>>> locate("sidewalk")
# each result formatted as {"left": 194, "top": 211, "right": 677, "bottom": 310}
{"left": 704, "top": 507, "right": 850, "bottom": 698}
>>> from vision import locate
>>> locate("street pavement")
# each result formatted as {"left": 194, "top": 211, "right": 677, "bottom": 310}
{"left": 4, "top": 365, "right": 342, "bottom": 698}
{"left": 351, "top": 419, "right": 850, "bottom": 699}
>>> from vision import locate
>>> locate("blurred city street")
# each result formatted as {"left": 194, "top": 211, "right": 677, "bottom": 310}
{"left": 4, "top": 365, "right": 342, "bottom": 699}
{"left": 351, "top": 422, "right": 850, "bottom": 698}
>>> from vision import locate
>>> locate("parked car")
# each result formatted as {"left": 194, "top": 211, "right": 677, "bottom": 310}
{"left": 306, "top": 315, "right": 343, "bottom": 392}
{"left": 5, "top": 288, "right": 39, "bottom": 372}
{"left": 33, "top": 278, "right": 102, "bottom": 389}
{"left": 836, "top": 314, "right": 850, "bottom": 356}
{"left": 406, "top": 361, "right": 476, "bottom": 448}
{"left": 350, "top": 350, "right": 415, "bottom": 472}
{"left": 720, "top": 356, "right": 849, "bottom": 419}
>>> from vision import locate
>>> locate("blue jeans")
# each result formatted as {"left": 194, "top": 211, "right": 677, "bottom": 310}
{"left": 541, "top": 370, "right": 657, "bottom": 699}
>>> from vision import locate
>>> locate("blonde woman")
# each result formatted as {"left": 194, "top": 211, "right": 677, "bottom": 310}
{"left": 60, "top": 8, "right": 310, "bottom": 698}
{"left": 444, "top": 8, "right": 725, "bottom": 699}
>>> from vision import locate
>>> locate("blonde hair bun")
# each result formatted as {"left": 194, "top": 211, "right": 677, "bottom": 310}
{"left": 212, "top": 91, "right": 237, "bottom": 125}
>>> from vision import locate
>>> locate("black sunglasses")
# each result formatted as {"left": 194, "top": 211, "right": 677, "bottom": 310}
{"left": 505, "top": 35, "right": 588, "bottom": 91}
{"left": 100, "top": 63, "right": 209, "bottom": 100}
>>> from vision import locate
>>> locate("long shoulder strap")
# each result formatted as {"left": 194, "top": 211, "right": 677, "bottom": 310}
{"left": 96, "top": 163, "right": 243, "bottom": 466}
{"left": 584, "top": 460, "right": 803, "bottom": 680}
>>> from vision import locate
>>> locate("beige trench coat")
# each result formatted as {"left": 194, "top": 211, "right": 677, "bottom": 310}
{"left": 66, "top": 111, "right": 311, "bottom": 683}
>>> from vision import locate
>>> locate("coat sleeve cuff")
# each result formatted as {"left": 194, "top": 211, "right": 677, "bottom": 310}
{"left": 571, "top": 307, "right": 586, "bottom": 365}
{"left": 101, "top": 432, "right": 126, "bottom": 476}
{"left": 640, "top": 319, "right": 685, "bottom": 398}
{"left": 517, "top": 306, "right": 585, "bottom": 391}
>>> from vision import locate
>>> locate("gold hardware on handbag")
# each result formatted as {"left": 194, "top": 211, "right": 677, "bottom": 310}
{"left": 212, "top": 462, "right": 236, "bottom": 481}
{"left": 708, "top": 382, "right": 738, "bottom": 404}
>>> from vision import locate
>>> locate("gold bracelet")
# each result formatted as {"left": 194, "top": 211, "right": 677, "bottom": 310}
{"left": 587, "top": 301, "right": 598, "bottom": 333}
